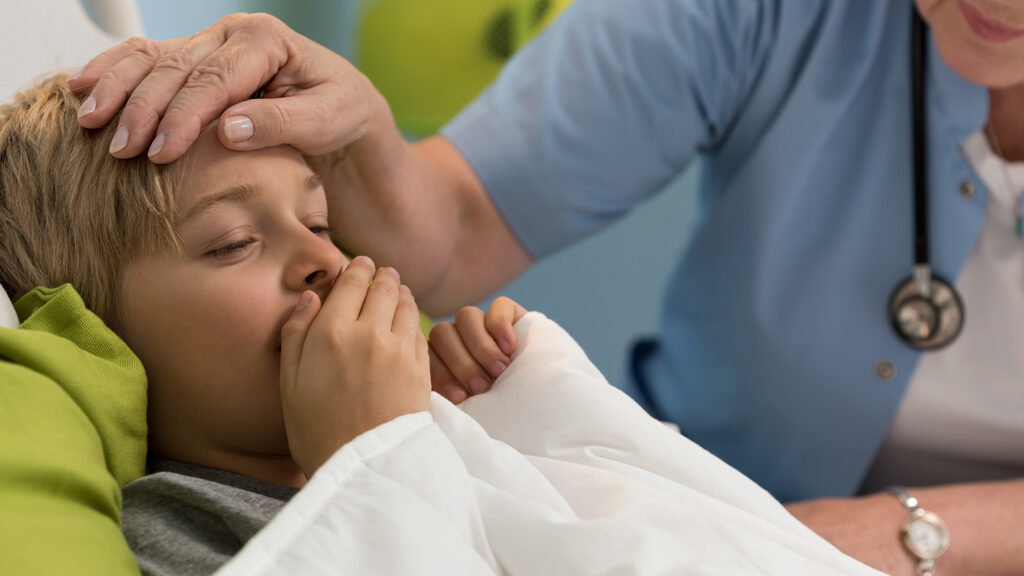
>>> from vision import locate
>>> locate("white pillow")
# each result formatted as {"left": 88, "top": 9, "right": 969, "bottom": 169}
{"left": 1, "top": 1, "right": 140, "bottom": 99}
{"left": 0, "top": 283, "right": 18, "bottom": 329}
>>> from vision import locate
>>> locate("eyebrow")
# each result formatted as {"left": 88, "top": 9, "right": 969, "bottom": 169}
{"left": 180, "top": 172, "right": 324, "bottom": 225}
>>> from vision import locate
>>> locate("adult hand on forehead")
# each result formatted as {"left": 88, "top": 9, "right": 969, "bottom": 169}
{"left": 70, "top": 13, "right": 378, "bottom": 163}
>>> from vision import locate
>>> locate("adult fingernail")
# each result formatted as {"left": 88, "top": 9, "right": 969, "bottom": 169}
{"left": 109, "top": 125, "right": 129, "bottom": 154}
{"left": 148, "top": 132, "right": 166, "bottom": 157}
{"left": 498, "top": 338, "right": 512, "bottom": 355}
{"left": 469, "top": 376, "right": 489, "bottom": 394}
{"left": 224, "top": 115, "right": 254, "bottom": 142}
{"left": 77, "top": 95, "right": 95, "bottom": 118}
{"left": 297, "top": 291, "right": 312, "bottom": 310}
{"left": 68, "top": 68, "right": 82, "bottom": 83}
{"left": 488, "top": 361, "right": 506, "bottom": 378}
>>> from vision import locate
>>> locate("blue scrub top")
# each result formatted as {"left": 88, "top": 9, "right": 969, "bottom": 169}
{"left": 441, "top": 0, "right": 990, "bottom": 501}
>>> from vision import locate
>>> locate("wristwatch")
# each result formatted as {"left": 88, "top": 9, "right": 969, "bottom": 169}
{"left": 887, "top": 486, "right": 950, "bottom": 576}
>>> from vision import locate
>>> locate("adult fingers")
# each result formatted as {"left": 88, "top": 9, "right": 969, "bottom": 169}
{"left": 359, "top": 267, "right": 401, "bottom": 325}
{"left": 428, "top": 321, "right": 493, "bottom": 396}
{"left": 146, "top": 15, "right": 292, "bottom": 163}
{"left": 320, "top": 255, "right": 375, "bottom": 322}
{"left": 75, "top": 37, "right": 186, "bottom": 130}
{"left": 485, "top": 296, "right": 527, "bottom": 356}
{"left": 453, "top": 306, "right": 510, "bottom": 380}
{"left": 69, "top": 40, "right": 139, "bottom": 92}
{"left": 279, "top": 290, "right": 322, "bottom": 394}
{"left": 429, "top": 347, "right": 468, "bottom": 404}
{"left": 216, "top": 44, "right": 372, "bottom": 154}
{"left": 216, "top": 88, "right": 343, "bottom": 155}
{"left": 101, "top": 31, "right": 238, "bottom": 158}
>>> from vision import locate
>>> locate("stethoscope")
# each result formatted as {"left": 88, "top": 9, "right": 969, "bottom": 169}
{"left": 888, "top": 11, "right": 965, "bottom": 350}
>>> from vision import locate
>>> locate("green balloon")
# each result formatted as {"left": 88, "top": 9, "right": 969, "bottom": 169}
{"left": 357, "top": 0, "right": 573, "bottom": 136}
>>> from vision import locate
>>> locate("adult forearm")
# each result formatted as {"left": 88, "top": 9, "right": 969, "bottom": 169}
{"left": 920, "top": 478, "right": 1024, "bottom": 575}
{"left": 788, "top": 477, "right": 1024, "bottom": 574}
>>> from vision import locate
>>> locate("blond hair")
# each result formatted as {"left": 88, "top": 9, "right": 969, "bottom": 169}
{"left": 0, "top": 73, "right": 178, "bottom": 329}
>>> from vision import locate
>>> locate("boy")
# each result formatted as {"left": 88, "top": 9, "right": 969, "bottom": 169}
{"left": 0, "top": 75, "right": 880, "bottom": 575}
{"left": 0, "top": 73, "right": 519, "bottom": 573}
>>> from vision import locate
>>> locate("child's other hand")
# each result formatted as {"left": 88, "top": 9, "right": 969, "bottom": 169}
{"left": 279, "top": 256, "right": 430, "bottom": 478}
{"left": 428, "top": 296, "right": 527, "bottom": 404}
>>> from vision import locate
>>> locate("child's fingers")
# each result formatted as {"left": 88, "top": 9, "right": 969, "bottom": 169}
{"left": 320, "top": 255, "right": 374, "bottom": 321}
{"left": 428, "top": 321, "right": 494, "bottom": 396}
{"left": 485, "top": 297, "right": 528, "bottom": 356}
{"left": 359, "top": 267, "right": 401, "bottom": 325}
{"left": 279, "top": 290, "right": 322, "bottom": 394}
{"left": 429, "top": 347, "right": 468, "bottom": 404}
{"left": 453, "top": 306, "right": 510, "bottom": 380}
{"left": 390, "top": 284, "right": 420, "bottom": 335}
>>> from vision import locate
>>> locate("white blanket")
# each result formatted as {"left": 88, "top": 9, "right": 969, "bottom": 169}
{"left": 218, "top": 313, "right": 880, "bottom": 575}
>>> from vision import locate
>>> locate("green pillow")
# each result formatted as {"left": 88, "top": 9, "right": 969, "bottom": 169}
{"left": 0, "top": 284, "right": 145, "bottom": 575}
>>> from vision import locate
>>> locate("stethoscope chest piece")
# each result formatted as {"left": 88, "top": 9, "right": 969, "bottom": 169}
{"left": 889, "top": 273, "right": 964, "bottom": 350}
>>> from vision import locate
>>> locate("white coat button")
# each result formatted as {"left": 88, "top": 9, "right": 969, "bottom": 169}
{"left": 959, "top": 180, "right": 976, "bottom": 201}
{"left": 875, "top": 360, "right": 896, "bottom": 381}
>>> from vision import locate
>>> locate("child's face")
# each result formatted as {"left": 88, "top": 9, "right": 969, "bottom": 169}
{"left": 118, "top": 130, "right": 347, "bottom": 482}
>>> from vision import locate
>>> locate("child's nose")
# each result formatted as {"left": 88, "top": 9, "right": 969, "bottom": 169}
{"left": 286, "top": 237, "right": 344, "bottom": 296}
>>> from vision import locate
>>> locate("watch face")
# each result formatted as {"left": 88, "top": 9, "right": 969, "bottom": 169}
{"left": 904, "top": 510, "right": 950, "bottom": 559}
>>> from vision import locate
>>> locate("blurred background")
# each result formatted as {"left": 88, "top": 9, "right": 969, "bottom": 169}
{"left": 124, "top": 0, "right": 700, "bottom": 389}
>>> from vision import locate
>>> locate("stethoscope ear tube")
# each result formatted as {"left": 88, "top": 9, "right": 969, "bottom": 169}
{"left": 889, "top": 9, "right": 966, "bottom": 350}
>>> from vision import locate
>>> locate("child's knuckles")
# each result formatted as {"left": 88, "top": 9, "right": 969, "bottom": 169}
{"left": 428, "top": 321, "right": 456, "bottom": 342}
{"left": 454, "top": 306, "right": 482, "bottom": 326}
{"left": 369, "top": 278, "right": 398, "bottom": 299}
{"left": 492, "top": 296, "right": 516, "bottom": 311}
{"left": 337, "top": 270, "right": 369, "bottom": 290}
{"left": 398, "top": 293, "right": 420, "bottom": 316}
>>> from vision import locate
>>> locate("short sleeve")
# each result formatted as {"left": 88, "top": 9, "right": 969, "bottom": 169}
{"left": 442, "top": 0, "right": 779, "bottom": 257}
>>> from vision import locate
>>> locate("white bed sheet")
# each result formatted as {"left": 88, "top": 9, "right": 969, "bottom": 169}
{"left": 217, "top": 312, "right": 882, "bottom": 576}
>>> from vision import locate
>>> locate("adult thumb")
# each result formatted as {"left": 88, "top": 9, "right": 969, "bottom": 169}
{"left": 218, "top": 93, "right": 330, "bottom": 153}
{"left": 280, "top": 290, "right": 322, "bottom": 395}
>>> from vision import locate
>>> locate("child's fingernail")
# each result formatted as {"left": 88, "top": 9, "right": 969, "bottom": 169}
{"left": 109, "top": 125, "right": 129, "bottom": 154}
{"left": 77, "top": 95, "right": 96, "bottom": 118}
{"left": 400, "top": 284, "right": 412, "bottom": 295}
{"left": 498, "top": 338, "right": 511, "bottom": 355}
{"left": 224, "top": 115, "right": 254, "bottom": 142}
{"left": 469, "top": 376, "right": 489, "bottom": 394}
{"left": 446, "top": 385, "right": 467, "bottom": 403}
{"left": 148, "top": 132, "right": 166, "bottom": 157}
{"left": 489, "top": 361, "right": 506, "bottom": 378}
{"left": 297, "top": 291, "right": 312, "bottom": 310}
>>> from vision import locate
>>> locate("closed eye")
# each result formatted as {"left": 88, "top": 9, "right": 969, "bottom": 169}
{"left": 207, "top": 238, "right": 256, "bottom": 258}
{"left": 309, "top": 225, "right": 332, "bottom": 238}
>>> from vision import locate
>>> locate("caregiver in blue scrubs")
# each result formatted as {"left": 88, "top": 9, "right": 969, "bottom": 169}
{"left": 73, "top": 1, "right": 1024, "bottom": 573}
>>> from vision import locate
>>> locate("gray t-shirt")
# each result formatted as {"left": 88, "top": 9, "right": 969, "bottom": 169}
{"left": 121, "top": 460, "right": 298, "bottom": 576}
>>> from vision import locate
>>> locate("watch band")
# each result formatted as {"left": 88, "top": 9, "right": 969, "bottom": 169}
{"left": 887, "top": 486, "right": 950, "bottom": 576}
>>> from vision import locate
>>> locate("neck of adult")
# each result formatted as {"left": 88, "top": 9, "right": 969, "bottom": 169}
{"left": 987, "top": 84, "right": 1024, "bottom": 162}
